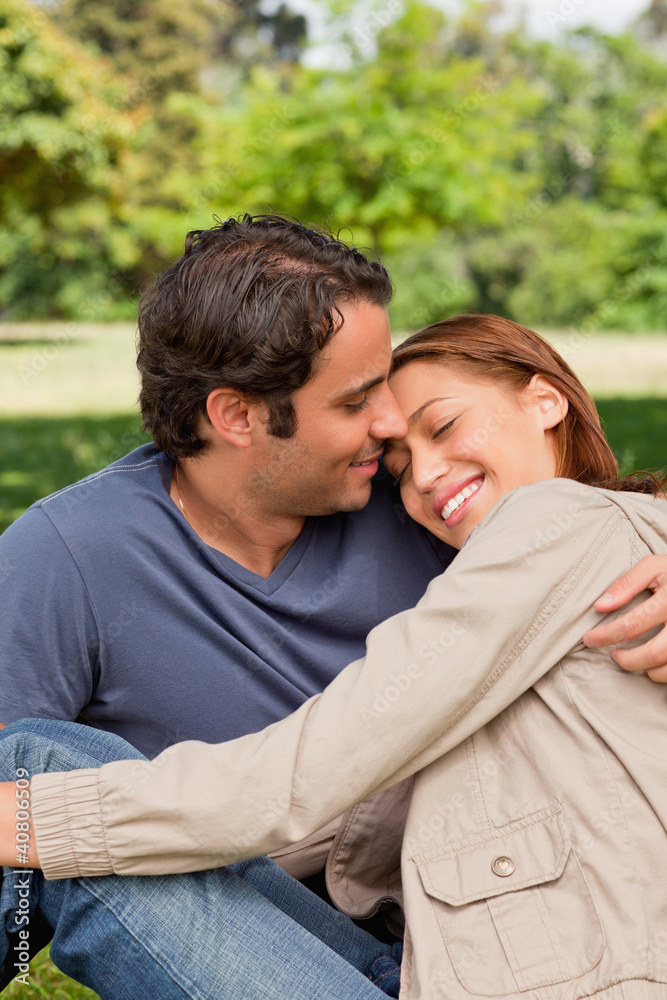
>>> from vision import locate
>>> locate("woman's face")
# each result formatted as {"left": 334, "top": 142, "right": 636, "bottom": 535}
{"left": 383, "top": 361, "right": 567, "bottom": 549}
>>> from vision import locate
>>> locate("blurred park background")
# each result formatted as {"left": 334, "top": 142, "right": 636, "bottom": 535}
{"left": 2, "top": 0, "right": 667, "bottom": 994}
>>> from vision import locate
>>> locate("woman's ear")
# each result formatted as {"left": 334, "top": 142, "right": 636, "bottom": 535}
{"left": 524, "top": 374, "right": 569, "bottom": 431}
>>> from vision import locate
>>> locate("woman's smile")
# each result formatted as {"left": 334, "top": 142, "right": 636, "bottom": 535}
{"left": 434, "top": 474, "right": 485, "bottom": 525}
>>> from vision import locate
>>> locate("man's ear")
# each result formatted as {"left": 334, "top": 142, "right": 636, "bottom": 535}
{"left": 524, "top": 374, "right": 569, "bottom": 431}
{"left": 205, "top": 388, "right": 260, "bottom": 449}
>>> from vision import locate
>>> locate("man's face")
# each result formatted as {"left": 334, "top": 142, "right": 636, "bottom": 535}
{"left": 249, "top": 300, "right": 408, "bottom": 516}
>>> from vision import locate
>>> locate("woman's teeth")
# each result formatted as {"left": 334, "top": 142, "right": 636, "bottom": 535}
{"left": 441, "top": 481, "right": 481, "bottom": 521}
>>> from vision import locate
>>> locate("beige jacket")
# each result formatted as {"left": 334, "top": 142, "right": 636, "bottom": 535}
{"left": 31, "top": 480, "right": 667, "bottom": 999}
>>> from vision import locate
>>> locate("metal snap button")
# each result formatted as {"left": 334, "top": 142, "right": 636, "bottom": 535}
{"left": 492, "top": 855, "right": 515, "bottom": 877}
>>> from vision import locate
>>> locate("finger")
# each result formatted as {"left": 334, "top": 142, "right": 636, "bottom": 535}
{"left": 593, "top": 555, "right": 667, "bottom": 612}
{"left": 583, "top": 592, "right": 667, "bottom": 648}
{"left": 611, "top": 633, "right": 667, "bottom": 673}
{"left": 647, "top": 663, "right": 667, "bottom": 683}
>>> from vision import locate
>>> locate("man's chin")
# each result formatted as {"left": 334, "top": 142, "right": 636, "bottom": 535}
{"left": 279, "top": 478, "right": 373, "bottom": 517}
{"left": 331, "top": 480, "right": 374, "bottom": 514}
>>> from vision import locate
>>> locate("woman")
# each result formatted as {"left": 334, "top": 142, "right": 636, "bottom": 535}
{"left": 2, "top": 314, "right": 667, "bottom": 999}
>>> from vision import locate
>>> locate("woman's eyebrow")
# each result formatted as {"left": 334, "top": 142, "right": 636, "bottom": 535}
{"left": 408, "top": 397, "right": 451, "bottom": 425}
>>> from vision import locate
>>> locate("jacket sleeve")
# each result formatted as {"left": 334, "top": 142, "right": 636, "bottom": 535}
{"left": 31, "top": 481, "right": 640, "bottom": 879}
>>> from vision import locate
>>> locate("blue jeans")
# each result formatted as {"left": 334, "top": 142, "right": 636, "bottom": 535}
{"left": 0, "top": 719, "right": 401, "bottom": 999}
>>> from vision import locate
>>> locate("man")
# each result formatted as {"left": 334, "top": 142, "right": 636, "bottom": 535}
{"left": 0, "top": 213, "right": 666, "bottom": 996}
{"left": 0, "top": 214, "right": 451, "bottom": 768}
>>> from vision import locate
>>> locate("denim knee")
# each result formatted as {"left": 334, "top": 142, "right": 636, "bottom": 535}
{"left": 0, "top": 718, "right": 145, "bottom": 778}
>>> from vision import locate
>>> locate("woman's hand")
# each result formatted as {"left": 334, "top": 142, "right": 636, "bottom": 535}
{"left": 583, "top": 555, "right": 667, "bottom": 681}
{"left": 0, "top": 779, "right": 40, "bottom": 868}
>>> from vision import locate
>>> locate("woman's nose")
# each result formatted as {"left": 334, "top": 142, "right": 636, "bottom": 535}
{"left": 411, "top": 450, "right": 450, "bottom": 494}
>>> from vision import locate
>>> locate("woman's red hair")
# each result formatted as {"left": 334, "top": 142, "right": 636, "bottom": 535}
{"left": 390, "top": 314, "right": 664, "bottom": 495}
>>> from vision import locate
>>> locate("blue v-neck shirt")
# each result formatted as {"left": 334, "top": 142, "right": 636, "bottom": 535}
{"left": 0, "top": 445, "right": 454, "bottom": 757}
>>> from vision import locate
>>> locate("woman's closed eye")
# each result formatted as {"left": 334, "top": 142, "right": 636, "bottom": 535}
{"left": 433, "top": 418, "right": 456, "bottom": 439}
{"left": 392, "top": 460, "right": 411, "bottom": 486}
{"left": 382, "top": 448, "right": 409, "bottom": 485}
{"left": 390, "top": 419, "right": 456, "bottom": 484}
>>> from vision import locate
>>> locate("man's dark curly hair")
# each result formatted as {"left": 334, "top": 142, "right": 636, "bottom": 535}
{"left": 137, "top": 213, "right": 393, "bottom": 457}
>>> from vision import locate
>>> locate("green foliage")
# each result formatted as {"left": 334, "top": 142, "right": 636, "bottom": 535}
{"left": 0, "top": 0, "right": 139, "bottom": 318}
{"left": 192, "top": 2, "right": 544, "bottom": 251}
{"left": 54, "top": 0, "right": 306, "bottom": 94}
{"left": 384, "top": 234, "right": 476, "bottom": 331}
{"left": 53, "top": 0, "right": 222, "bottom": 101}
{"left": 3, "top": 0, "right": 667, "bottom": 327}
{"left": 465, "top": 198, "right": 667, "bottom": 330}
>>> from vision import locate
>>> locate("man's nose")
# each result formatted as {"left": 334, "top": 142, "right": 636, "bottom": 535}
{"left": 370, "top": 386, "right": 409, "bottom": 441}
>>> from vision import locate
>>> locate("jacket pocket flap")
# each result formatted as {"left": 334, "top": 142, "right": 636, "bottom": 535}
{"left": 414, "top": 806, "right": 570, "bottom": 906}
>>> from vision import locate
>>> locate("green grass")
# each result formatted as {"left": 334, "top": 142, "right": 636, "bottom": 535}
{"left": 0, "top": 414, "right": 150, "bottom": 532}
{"left": 0, "top": 324, "right": 139, "bottom": 416}
{"left": 596, "top": 398, "right": 667, "bottom": 476}
{"left": 3, "top": 946, "right": 99, "bottom": 998}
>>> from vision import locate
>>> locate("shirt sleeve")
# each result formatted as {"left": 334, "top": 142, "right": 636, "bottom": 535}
{"left": 31, "top": 481, "right": 639, "bottom": 879}
{"left": 0, "top": 508, "right": 98, "bottom": 725}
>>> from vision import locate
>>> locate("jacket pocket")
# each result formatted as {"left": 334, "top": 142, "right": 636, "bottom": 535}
{"left": 413, "top": 805, "right": 604, "bottom": 996}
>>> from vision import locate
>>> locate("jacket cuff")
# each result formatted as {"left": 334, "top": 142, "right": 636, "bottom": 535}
{"left": 30, "top": 770, "right": 115, "bottom": 880}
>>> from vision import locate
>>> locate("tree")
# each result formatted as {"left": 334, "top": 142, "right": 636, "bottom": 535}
{"left": 0, "top": 0, "right": 139, "bottom": 317}
{"left": 4, "top": 0, "right": 667, "bottom": 327}
{"left": 183, "top": 1, "right": 547, "bottom": 326}
{"left": 53, "top": 0, "right": 307, "bottom": 101}
{"left": 193, "top": 3, "right": 544, "bottom": 241}
{"left": 53, "top": 0, "right": 222, "bottom": 103}
{"left": 46, "top": 0, "right": 306, "bottom": 291}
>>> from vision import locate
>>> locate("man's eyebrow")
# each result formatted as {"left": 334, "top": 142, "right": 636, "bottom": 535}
{"left": 408, "top": 397, "right": 451, "bottom": 425}
{"left": 334, "top": 374, "right": 386, "bottom": 401}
